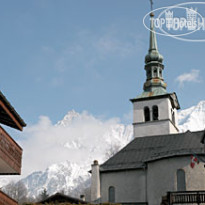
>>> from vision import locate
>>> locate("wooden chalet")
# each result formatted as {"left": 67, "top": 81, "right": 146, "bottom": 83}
{"left": 0, "top": 190, "right": 18, "bottom": 205}
{"left": 0, "top": 90, "right": 26, "bottom": 204}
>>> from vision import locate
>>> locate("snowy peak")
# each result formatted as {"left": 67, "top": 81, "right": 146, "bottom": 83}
{"left": 4, "top": 101, "right": 205, "bottom": 201}
{"left": 56, "top": 110, "right": 100, "bottom": 128}
{"left": 16, "top": 111, "right": 133, "bottom": 199}
{"left": 56, "top": 110, "right": 80, "bottom": 127}
{"left": 178, "top": 100, "right": 205, "bottom": 132}
{"left": 21, "top": 161, "right": 90, "bottom": 199}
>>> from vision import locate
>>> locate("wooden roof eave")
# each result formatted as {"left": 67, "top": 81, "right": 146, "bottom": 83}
{"left": 0, "top": 91, "right": 26, "bottom": 131}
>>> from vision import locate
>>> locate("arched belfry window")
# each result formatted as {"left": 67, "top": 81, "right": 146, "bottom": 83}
{"left": 153, "top": 69, "right": 157, "bottom": 77}
{"left": 171, "top": 108, "right": 175, "bottom": 125}
{"left": 159, "top": 69, "right": 162, "bottom": 77}
{"left": 147, "top": 70, "right": 151, "bottom": 79}
{"left": 144, "top": 107, "right": 150, "bottom": 122}
{"left": 177, "top": 169, "right": 186, "bottom": 191}
{"left": 108, "top": 186, "right": 115, "bottom": 203}
{"left": 152, "top": 105, "right": 159, "bottom": 121}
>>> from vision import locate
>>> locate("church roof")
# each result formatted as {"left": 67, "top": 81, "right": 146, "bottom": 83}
{"left": 131, "top": 92, "right": 180, "bottom": 110}
{"left": 100, "top": 130, "right": 205, "bottom": 172}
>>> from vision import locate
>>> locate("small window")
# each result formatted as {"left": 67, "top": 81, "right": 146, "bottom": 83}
{"left": 152, "top": 105, "right": 159, "bottom": 120}
{"left": 154, "top": 69, "right": 157, "bottom": 77}
{"left": 144, "top": 107, "right": 150, "bottom": 122}
{"left": 147, "top": 70, "right": 151, "bottom": 78}
{"left": 171, "top": 109, "right": 175, "bottom": 125}
{"left": 159, "top": 69, "right": 162, "bottom": 77}
{"left": 108, "top": 186, "right": 115, "bottom": 203}
{"left": 177, "top": 169, "right": 186, "bottom": 191}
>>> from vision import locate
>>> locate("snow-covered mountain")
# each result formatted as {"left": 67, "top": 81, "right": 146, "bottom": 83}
{"left": 21, "top": 161, "right": 91, "bottom": 199}
{"left": 16, "top": 110, "right": 133, "bottom": 200}
{"left": 178, "top": 100, "right": 205, "bottom": 132}
{"left": 3, "top": 101, "right": 205, "bottom": 200}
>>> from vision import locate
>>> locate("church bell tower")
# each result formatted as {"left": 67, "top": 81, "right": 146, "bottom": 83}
{"left": 130, "top": 13, "right": 180, "bottom": 138}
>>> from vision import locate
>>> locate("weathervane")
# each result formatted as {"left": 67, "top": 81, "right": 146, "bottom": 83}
{"left": 150, "top": 0, "right": 153, "bottom": 11}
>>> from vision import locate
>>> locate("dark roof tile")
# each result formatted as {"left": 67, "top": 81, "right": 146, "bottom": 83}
{"left": 100, "top": 130, "right": 205, "bottom": 172}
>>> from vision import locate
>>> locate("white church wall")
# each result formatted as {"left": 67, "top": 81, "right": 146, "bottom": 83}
{"left": 185, "top": 158, "right": 205, "bottom": 190}
{"left": 133, "top": 97, "right": 178, "bottom": 137}
{"left": 91, "top": 160, "right": 101, "bottom": 202}
{"left": 134, "top": 119, "right": 171, "bottom": 137}
{"left": 133, "top": 98, "right": 170, "bottom": 123}
{"left": 169, "top": 120, "right": 179, "bottom": 134}
{"left": 174, "top": 108, "right": 178, "bottom": 127}
{"left": 100, "top": 169, "right": 146, "bottom": 203}
{"left": 147, "top": 156, "right": 205, "bottom": 205}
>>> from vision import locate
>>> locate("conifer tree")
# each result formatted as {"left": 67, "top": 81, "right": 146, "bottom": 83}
{"left": 40, "top": 188, "right": 49, "bottom": 201}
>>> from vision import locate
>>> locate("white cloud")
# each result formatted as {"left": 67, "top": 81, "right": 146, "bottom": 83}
{"left": 94, "top": 35, "right": 135, "bottom": 57}
{"left": 176, "top": 69, "right": 201, "bottom": 86}
{"left": 41, "top": 46, "right": 55, "bottom": 54}
{"left": 122, "top": 109, "right": 133, "bottom": 124}
{"left": 54, "top": 44, "right": 84, "bottom": 73}
{"left": 53, "top": 28, "right": 141, "bottom": 73}
{"left": 51, "top": 77, "right": 64, "bottom": 87}
{"left": 16, "top": 111, "right": 132, "bottom": 178}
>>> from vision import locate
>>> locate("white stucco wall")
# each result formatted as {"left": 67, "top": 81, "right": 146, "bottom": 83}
{"left": 91, "top": 162, "right": 101, "bottom": 202}
{"left": 99, "top": 156, "right": 205, "bottom": 205}
{"left": 133, "top": 98, "right": 170, "bottom": 123}
{"left": 173, "top": 108, "right": 178, "bottom": 127}
{"left": 133, "top": 119, "right": 176, "bottom": 138}
{"left": 133, "top": 97, "right": 178, "bottom": 137}
{"left": 100, "top": 169, "right": 146, "bottom": 203}
{"left": 147, "top": 156, "right": 205, "bottom": 205}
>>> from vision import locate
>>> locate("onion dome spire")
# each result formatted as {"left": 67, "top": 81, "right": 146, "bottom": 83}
{"left": 145, "top": 12, "right": 163, "bottom": 64}
{"left": 142, "top": 12, "right": 167, "bottom": 95}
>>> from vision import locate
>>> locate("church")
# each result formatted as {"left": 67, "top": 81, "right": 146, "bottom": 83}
{"left": 90, "top": 12, "right": 205, "bottom": 205}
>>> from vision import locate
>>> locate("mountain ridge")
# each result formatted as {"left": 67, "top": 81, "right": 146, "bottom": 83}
{"left": 2, "top": 100, "right": 205, "bottom": 200}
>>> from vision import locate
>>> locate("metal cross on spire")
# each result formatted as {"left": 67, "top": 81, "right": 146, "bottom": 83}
{"left": 150, "top": 0, "right": 153, "bottom": 11}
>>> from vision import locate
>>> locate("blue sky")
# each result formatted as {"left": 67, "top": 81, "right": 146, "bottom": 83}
{"left": 0, "top": 0, "right": 204, "bottom": 126}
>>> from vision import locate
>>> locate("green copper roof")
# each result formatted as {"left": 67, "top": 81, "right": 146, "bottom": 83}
{"left": 136, "top": 88, "right": 167, "bottom": 99}
{"left": 135, "top": 12, "right": 168, "bottom": 99}
{"left": 145, "top": 13, "right": 163, "bottom": 64}
{"left": 131, "top": 92, "right": 180, "bottom": 110}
